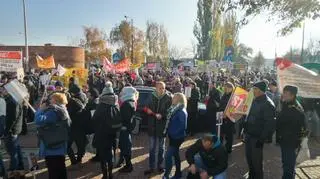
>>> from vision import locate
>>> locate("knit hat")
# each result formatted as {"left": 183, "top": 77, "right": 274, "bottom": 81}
{"left": 283, "top": 85, "right": 298, "bottom": 96}
{"left": 253, "top": 81, "right": 267, "bottom": 92}
{"left": 69, "top": 84, "right": 81, "bottom": 94}
{"left": 55, "top": 80, "right": 63, "bottom": 87}
{"left": 120, "top": 86, "right": 139, "bottom": 102}
{"left": 102, "top": 81, "right": 114, "bottom": 95}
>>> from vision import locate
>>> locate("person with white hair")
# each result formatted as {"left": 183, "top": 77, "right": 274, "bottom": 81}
{"left": 116, "top": 86, "right": 139, "bottom": 173}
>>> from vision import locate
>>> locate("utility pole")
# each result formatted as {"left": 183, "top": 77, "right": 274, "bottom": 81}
{"left": 22, "top": 0, "right": 29, "bottom": 71}
{"left": 300, "top": 22, "right": 305, "bottom": 64}
{"left": 124, "top": 16, "right": 134, "bottom": 64}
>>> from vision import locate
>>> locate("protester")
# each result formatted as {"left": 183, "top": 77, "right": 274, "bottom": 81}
{"left": 35, "top": 93, "right": 70, "bottom": 179}
{"left": 92, "top": 81, "right": 122, "bottom": 179}
{"left": 144, "top": 81, "right": 172, "bottom": 175}
{"left": 116, "top": 86, "right": 139, "bottom": 173}
{"left": 219, "top": 82, "right": 235, "bottom": 154}
{"left": 172, "top": 78, "right": 183, "bottom": 93}
{"left": 66, "top": 84, "right": 88, "bottom": 165}
{"left": 186, "top": 133, "right": 228, "bottom": 179}
{"left": 163, "top": 93, "right": 188, "bottom": 179}
{"left": 187, "top": 81, "right": 200, "bottom": 136}
{"left": 244, "top": 81, "right": 276, "bottom": 179}
{"left": 206, "top": 82, "right": 221, "bottom": 134}
{"left": 276, "top": 85, "right": 307, "bottom": 179}
{"left": 3, "top": 86, "right": 25, "bottom": 175}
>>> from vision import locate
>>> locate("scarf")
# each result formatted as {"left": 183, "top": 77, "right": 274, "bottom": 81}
{"left": 163, "top": 104, "right": 184, "bottom": 135}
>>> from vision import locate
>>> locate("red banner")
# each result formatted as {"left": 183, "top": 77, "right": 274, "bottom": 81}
{"left": 114, "top": 58, "right": 130, "bottom": 73}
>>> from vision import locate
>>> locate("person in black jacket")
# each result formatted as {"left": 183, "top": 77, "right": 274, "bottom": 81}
{"left": 144, "top": 81, "right": 172, "bottom": 176}
{"left": 186, "top": 134, "right": 228, "bottom": 179}
{"left": 187, "top": 81, "right": 200, "bottom": 135}
{"left": 66, "top": 84, "right": 88, "bottom": 165}
{"left": 244, "top": 81, "right": 276, "bottom": 179}
{"left": 206, "top": 82, "right": 221, "bottom": 134}
{"left": 276, "top": 85, "right": 306, "bottom": 179}
{"left": 3, "top": 89, "right": 25, "bottom": 174}
{"left": 92, "top": 82, "right": 122, "bottom": 179}
{"left": 219, "top": 82, "right": 235, "bottom": 153}
{"left": 116, "top": 86, "right": 139, "bottom": 173}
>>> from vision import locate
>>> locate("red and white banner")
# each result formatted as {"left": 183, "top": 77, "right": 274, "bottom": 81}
{"left": 0, "top": 51, "right": 23, "bottom": 72}
{"left": 102, "top": 56, "right": 130, "bottom": 73}
{"left": 102, "top": 56, "right": 114, "bottom": 73}
{"left": 276, "top": 58, "right": 320, "bottom": 98}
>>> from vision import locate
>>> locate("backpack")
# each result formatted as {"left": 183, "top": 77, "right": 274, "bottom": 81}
{"left": 37, "top": 107, "right": 69, "bottom": 149}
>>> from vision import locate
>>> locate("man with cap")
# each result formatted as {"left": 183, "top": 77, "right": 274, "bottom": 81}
{"left": 244, "top": 81, "right": 276, "bottom": 179}
{"left": 276, "top": 85, "right": 306, "bottom": 179}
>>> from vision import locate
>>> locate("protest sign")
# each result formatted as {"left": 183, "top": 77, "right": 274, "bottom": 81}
{"left": 184, "top": 86, "right": 192, "bottom": 98}
{"left": 276, "top": 58, "right": 320, "bottom": 98}
{"left": 0, "top": 51, "right": 23, "bottom": 72}
{"left": 224, "top": 87, "right": 253, "bottom": 122}
{"left": 114, "top": 58, "right": 131, "bottom": 73}
{"left": 4, "top": 79, "right": 35, "bottom": 113}
{"left": 53, "top": 68, "right": 88, "bottom": 89}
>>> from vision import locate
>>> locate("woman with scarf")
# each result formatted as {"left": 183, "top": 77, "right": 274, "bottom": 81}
{"left": 116, "top": 87, "right": 139, "bottom": 173}
{"left": 163, "top": 93, "right": 188, "bottom": 179}
{"left": 35, "top": 93, "right": 71, "bottom": 179}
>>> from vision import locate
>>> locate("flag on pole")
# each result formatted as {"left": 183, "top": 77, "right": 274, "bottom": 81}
{"left": 56, "top": 64, "right": 66, "bottom": 76}
{"left": 102, "top": 56, "right": 114, "bottom": 73}
{"left": 276, "top": 58, "right": 320, "bottom": 98}
{"left": 36, "top": 55, "right": 56, "bottom": 69}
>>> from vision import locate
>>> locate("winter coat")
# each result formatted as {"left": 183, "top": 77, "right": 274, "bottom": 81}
{"left": 120, "top": 100, "right": 135, "bottom": 131}
{"left": 92, "top": 93, "right": 121, "bottom": 149}
{"left": 186, "top": 137, "right": 228, "bottom": 176}
{"left": 167, "top": 108, "right": 188, "bottom": 139}
{"left": 147, "top": 91, "right": 172, "bottom": 137}
{"left": 187, "top": 88, "right": 200, "bottom": 113}
{"left": 35, "top": 104, "right": 71, "bottom": 157}
{"left": 219, "top": 93, "right": 235, "bottom": 133}
{"left": 66, "top": 92, "right": 88, "bottom": 138}
{"left": 206, "top": 88, "right": 221, "bottom": 128}
{"left": 5, "top": 95, "right": 23, "bottom": 136}
{"left": 244, "top": 94, "right": 276, "bottom": 141}
{"left": 276, "top": 100, "right": 306, "bottom": 148}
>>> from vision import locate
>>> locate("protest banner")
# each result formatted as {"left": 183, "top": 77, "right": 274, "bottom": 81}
{"left": 36, "top": 55, "right": 56, "bottom": 69}
{"left": 224, "top": 87, "right": 253, "bottom": 122}
{"left": 276, "top": 58, "right": 320, "bottom": 98}
{"left": 0, "top": 51, "right": 23, "bottom": 72}
{"left": 53, "top": 68, "right": 88, "bottom": 89}
{"left": 114, "top": 58, "right": 131, "bottom": 73}
{"left": 102, "top": 56, "right": 114, "bottom": 73}
{"left": 56, "top": 64, "right": 66, "bottom": 76}
{"left": 4, "top": 79, "right": 36, "bottom": 113}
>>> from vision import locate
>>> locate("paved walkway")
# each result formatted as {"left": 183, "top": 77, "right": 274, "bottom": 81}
{"left": 10, "top": 130, "right": 320, "bottom": 179}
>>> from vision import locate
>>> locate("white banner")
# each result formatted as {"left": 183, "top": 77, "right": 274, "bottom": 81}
{"left": 0, "top": 51, "right": 23, "bottom": 72}
{"left": 276, "top": 58, "right": 320, "bottom": 98}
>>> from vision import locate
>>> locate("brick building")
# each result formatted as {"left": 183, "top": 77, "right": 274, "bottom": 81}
{"left": 0, "top": 43, "right": 85, "bottom": 68}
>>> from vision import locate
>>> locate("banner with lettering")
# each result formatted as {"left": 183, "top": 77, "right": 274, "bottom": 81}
{"left": 224, "top": 87, "right": 254, "bottom": 122}
{"left": 52, "top": 68, "right": 88, "bottom": 89}
{"left": 114, "top": 58, "right": 130, "bottom": 73}
{"left": 0, "top": 51, "right": 23, "bottom": 72}
{"left": 36, "top": 55, "right": 56, "bottom": 69}
{"left": 276, "top": 58, "right": 320, "bottom": 98}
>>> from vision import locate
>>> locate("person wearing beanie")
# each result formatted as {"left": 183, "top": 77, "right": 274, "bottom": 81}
{"left": 276, "top": 85, "right": 306, "bottom": 179}
{"left": 92, "top": 80, "right": 121, "bottom": 179}
{"left": 66, "top": 84, "right": 88, "bottom": 166}
{"left": 116, "top": 87, "right": 139, "bottom": 173}
{"left": 244, "top": 81, "right": 276, "bottom": 179}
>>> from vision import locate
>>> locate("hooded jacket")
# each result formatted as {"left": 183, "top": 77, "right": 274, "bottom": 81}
{"left": 35, "top": 104, "right": 71, "bottom": 157}
{"left": 147, "top": 91, "right": 172, "bottom": 137}
{"left": 92, "top": 93, "right": 121, "bottom": 148}
{"left": 186, "top": 136, "right": 228, "bottom": 176}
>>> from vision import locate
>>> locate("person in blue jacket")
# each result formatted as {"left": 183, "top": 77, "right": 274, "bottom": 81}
{"left": 163, "top": 93, "right": 188, "bottom": 179}
{"left": 35, "top": 93, "right": 71, "bottom": 179}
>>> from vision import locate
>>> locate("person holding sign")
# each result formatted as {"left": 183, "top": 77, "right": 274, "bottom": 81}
{"left": 244, "top": 81, "right": 276, "bottom": 179}
{"left": 219, "top": 82, "right": 235, "bottom": 154}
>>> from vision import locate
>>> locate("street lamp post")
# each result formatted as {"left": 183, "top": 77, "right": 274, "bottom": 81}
{"left": 22, "top": 0, "right": 29, "bottom": 71}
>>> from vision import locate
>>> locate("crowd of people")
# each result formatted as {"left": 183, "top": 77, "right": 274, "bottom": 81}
{"left": 0, "top": 67, "right": 313, "bottom": 179}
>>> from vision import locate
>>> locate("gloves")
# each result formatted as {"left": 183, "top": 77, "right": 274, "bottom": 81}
{"left": 255, "top": 140, "right": 264, "bottom": 148}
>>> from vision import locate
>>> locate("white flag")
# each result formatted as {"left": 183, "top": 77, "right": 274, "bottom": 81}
{"left": 57, "top": 64, "right": 66, "bottom": 76}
